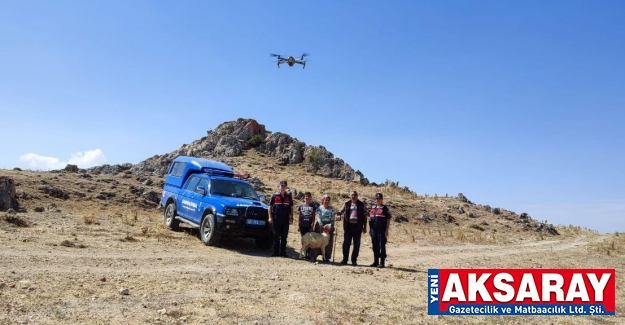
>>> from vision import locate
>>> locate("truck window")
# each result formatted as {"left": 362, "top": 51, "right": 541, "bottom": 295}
{"left": 197, "top": 178, "right": 209, "bottom": 191}
{"left": 169, "top": 162, "right": 186, "bottom": 177}
{"left": 184, "top": 176, "right": 201, "bottom": 191}
{"left": 211, "top": 179, "right": 258, "bottom": 199}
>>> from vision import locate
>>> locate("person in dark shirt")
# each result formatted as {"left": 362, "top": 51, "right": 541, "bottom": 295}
{"left": 337, "top": 191, "right": 367, "bottom": 266}
{"left": 297, "top": 192, "right": 316, "bottom": 258}
{"left": 368, "top": 193, "right": 392, "bottom": 268}
{"left": 268, "top": 180, "right": 293, "bottom": 257}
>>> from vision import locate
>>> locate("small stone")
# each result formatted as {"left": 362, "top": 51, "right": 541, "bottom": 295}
{"left": 100, "top": 277, "right": 106, "bottom": 282}
{"left": 119, "top": 288, "right": 130, "bottom": 295}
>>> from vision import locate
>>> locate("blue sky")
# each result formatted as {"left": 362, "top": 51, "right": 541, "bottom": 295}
{"left": 1, "top": 1, "right": 623, "bottom": 233}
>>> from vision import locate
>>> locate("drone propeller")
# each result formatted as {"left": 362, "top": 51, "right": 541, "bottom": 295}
{"left": 270, "top": 53, "right": 281, "bottom": 57}
{"left": 300, "top": 53, "right": 309, "bottom": 59}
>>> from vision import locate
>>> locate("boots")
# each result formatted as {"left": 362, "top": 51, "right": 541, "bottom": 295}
{"left": 378, "top": 258, "right": 385, "bottom": 268}
{"left": 369, "top": 258, "right": 379, "bottom": 267}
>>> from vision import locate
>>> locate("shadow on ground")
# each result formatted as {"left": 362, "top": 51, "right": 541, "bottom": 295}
{"left": 387, "top": 266, "right": 426, "bottom": 273}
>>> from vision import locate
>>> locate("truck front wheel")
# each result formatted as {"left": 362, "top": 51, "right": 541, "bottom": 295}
{"left": 164, "top": 202, "right": 180, "bottom": 231}
{"left": 200, "top": 213, "right": 221, "bottom": 246}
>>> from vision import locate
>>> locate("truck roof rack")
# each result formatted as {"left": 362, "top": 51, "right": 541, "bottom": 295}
{"left": 200, "top": 168, "right": 249, "bottom": 180}
{"left": 201, "top": 167, "right": 234, "bottom": 178}
{"left": 233, "top": 172, "right": 249, "bottom": 180}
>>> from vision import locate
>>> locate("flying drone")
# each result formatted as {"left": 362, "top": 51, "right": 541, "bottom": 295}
{"left": 270, "top": 53, "right": 308, "bottom": 69}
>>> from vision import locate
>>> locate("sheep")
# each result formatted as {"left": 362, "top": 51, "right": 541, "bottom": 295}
{"left": 300, "top": 224, "right": 332, "bottom": 262}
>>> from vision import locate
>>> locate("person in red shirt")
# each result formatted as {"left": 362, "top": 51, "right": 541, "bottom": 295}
{"left": 337, "top": 191, "right": 367, "bottom": 266}
{"left": 368, "top": 193, "right": 392, "bottom": 268}
{"left": 268, "top": 180, "right": 293, "bottom": 257}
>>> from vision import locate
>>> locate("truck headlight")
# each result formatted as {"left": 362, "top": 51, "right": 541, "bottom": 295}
{"left": 225, "top": 208, "right": 239, "bottom": 216}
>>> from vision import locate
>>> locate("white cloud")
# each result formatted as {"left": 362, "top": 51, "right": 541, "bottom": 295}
{"left": 18, "top": 154, "right": 65, "bottom": 170}
{"left": 19, "top": 149, "right": 107, "bottom": 171}
{"left": 68, "top": 149, "right": 107, "bottom": 167}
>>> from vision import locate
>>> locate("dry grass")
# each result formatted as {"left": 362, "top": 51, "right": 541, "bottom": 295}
{"left": 1, "top": 153, "right": 622, "bottom": 325}
{"left": 1, "top": 213, "right": 30, "bottom": 227}
{"left": 80, "top": 210, "right": 99, "bottom": 225}
{"left": 591, "top": 232, "right": 625, "bottom": 256}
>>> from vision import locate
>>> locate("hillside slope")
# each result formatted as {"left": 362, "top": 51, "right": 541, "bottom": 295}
{"left": 1, "top": 117, "right": 565, "bottom": 242}
{"left": 1, "top": 119, "right": 623, "bottom": 324}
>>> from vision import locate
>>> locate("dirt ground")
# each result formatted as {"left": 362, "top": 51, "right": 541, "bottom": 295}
{"left": 1, "top": 207, "right": 623, "bottom": 325}
{"left": 1, "top": 160, "right": 623, "bottom": 325}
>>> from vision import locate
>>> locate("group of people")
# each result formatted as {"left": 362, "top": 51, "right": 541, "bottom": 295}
{"left": 267, "top": 180, "right": 392, "bottom": 268}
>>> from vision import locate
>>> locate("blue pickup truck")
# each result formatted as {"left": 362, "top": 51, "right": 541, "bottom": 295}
{"left": 159, "top": 156, "right": 272, "bottom": 248}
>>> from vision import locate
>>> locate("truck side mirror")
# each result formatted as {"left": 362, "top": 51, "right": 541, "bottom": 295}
{"left": 196, "top": 186, "right": 207, "bottom": 195}
{"left": 258, "top": 194, "right": 264, "bottom": 202}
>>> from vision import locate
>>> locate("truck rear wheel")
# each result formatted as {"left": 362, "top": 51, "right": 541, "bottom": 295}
{"left": 164, "top": 202, "right": 180, "bottom": 231}
{"left": 200, "top": 213, "right": 221, "bottom": 246}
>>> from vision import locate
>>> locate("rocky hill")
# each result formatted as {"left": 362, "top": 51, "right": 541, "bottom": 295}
{"left": 131, "top": 118, "right": 367, "bottom": 184}
{"left": 0, "top": 118, "right": 563, "bottom": 243}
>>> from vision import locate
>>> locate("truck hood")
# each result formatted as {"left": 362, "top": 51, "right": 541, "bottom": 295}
{"left": 210, "top": 195, "right": 268, "bottom": 209}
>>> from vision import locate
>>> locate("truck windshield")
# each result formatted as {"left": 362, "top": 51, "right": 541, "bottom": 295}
{"left": 210, "top": 179, "right": 259, "bottom": 200}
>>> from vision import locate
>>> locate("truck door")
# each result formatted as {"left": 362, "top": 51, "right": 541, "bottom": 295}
{"left": 178, "top": 175, "right": 201, "bottom": 221}
{"left": 186, "top": 178, "right": 209, "bottom": 223}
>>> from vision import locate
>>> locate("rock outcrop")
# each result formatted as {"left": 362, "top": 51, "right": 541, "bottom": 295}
{"left": 0, "top": 177, "right": 17, "bottom": 211}
{"left": 132, "top": 118, "right": 369, "bottom": 184}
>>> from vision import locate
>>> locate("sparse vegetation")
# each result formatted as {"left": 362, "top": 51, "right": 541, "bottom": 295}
{"left": 81, "top": 212, "right": 98, "bottom": 224}
{"left": 247, "top": 133, "right": 264, "bottom": 147}
{"left": 52, "top": 308, "right": 66, "bottom": 320}
{"left": 2, "top": 214, "right": 29, "bottom": 227}
{"left": 120, "top": 233, "right": 137, "bottom": 242}
{"left": 119, "top": 210, "right": 139, "bottom": 226}
{"left": 319, "top": 180, "right": 331, "bottom": 193}
{"left": 165, "top": 309, "right": 185, "bottom": 318}
{"left": 592, "top": 233, "right": 625, "bottom": 256}
{"left": 307, "top": 147, "right": 323, "bottom": 172}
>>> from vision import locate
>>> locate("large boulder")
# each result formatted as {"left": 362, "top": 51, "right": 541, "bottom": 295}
{"left": 0, "top": 177, "right": 17, "bottom": 211}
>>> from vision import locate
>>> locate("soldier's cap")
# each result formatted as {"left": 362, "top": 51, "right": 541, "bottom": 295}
{"left": 375, "top": 193, "right": 383, "bottom": 199}
{"left": 279, "top": 180, "right": 287, "bottom": 186}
